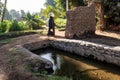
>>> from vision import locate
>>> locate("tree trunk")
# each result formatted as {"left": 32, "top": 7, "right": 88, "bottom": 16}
{"left": 66, "top": 0, "right": 68, "bottom": 11}
{"left": 1, "top": 0, "right": 7, "bottom": 22}
{"left": 95, "top": 2, "right": 106, "bottom": 31}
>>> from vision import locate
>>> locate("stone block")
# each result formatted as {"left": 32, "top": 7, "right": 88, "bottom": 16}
{"left": 65, "top": 3, "right": 96, "bottom": 38}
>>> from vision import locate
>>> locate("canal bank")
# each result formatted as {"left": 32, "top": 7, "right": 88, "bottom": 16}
{"left": 49, "top": 38, "right": 120, "bottom": 67}
{"left": 33, "top": 47, "right": 120, "bottom": 80}
{"left": 20, "top": 37, "right": 120, "bottom": 80}
{"left": 0, "top": 31, "right": 119, "bottom": 80}
{"left": 23, "top": 37, "right": 120, "bottom": 67}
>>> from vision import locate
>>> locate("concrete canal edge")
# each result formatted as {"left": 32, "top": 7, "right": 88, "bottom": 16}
{"left": 49, "top": 38, "right": 120, "bottom": 66}
{"left": 11, "top": 38, "right": 120, "bottom": 74}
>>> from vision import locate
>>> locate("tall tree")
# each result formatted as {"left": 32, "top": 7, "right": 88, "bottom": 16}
{"left": 0, "top": 0, "right": 4, "bottom": 22}
{"left": 103, "top": 0, "right": 120, "bottom": 27}
{"left": 45, "top": 0, "right": 56, "bottom": 7}
{"left": 55, "top": 0, "right": 85, "bottom": 11}
{"left": 66, "top": 0, "right": 68, "bottom": 11}
{"left": 1, "top": 0, "right": 7, "bottom": 22}
{"left": 20, "top": 10, "right": 26, "bottom": 18}
{"left": 4, "top": 9, "right": 12, "bottom": 20}
{"left": 10, "top": 9, "right": 21, "bottom": 21}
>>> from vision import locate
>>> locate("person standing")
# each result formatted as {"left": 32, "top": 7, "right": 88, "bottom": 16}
{"left": 47, "top": 13, "right": 55, "bottom": 36}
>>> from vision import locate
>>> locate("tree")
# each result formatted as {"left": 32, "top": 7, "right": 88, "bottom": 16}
{"left": 20, "top": 10, "right": 26, "bottom": 19}
{"left": 25, "top": 12, "right": 43, "bottom": 30}
{"left": 10, "top": 9, "right": 21, "bottom": 21}
{"left": 42, "top": 0, "right": 87, "bottom": 19}
{"left": 44, "top": 0, "right": 56, "bottom": 7}
{"left": 103, "top": 0, "right": 120, "bottom": 27}
{"left": 4, "top": 9, "right": 12, "bottom": 20}
{"left": 55, "top": 0, "right": 85, "bottom": 10}
{"left": 66, "top": 0, "right": 68, "bottom": 11}
{"left": 1, "top": 0, "right": 7, "bottom": 22}
{"left": 0, "top": 0, "right": 4, "bottom": 22}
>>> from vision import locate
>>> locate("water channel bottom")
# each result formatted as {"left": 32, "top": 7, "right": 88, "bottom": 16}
{"left": 33, "top": 47, "right": 120, "bottom": 80}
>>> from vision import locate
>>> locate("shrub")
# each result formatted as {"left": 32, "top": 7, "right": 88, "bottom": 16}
{"left": 10, "top": 20, "right": 22, "bottom": 31}
{"left": 40, "top": 19, "right": 46, "bottom": 25}
{"left": 0, "top": 20, "right": 11, "bottom": 33}
{"left": 18, "top": 21, "right": 29, "bottom": 30}
{"left": 103, "top": 1, "right": 120, "bottom": 26}
{"left": 32, "top": 19, "right": 42, "bottom": 30}
{"left": 10, "top": 20, "right": 21, "bottom": 31}
{"left": 55, "top": 18, "right": 66, "bottom": 29}
{"left": 26, "top": 19, "right": 43, "bottom": 30}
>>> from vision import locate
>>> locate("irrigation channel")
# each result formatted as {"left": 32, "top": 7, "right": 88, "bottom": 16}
{"left": 33, "top": 47, "right": 120, "bottom": 80}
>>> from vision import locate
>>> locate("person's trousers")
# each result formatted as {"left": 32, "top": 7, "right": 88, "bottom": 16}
{"left": 47, "top": 27, "right": 55, "bottom": 36}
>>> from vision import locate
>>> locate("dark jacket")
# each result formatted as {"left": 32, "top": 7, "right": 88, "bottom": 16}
{"left": 49, "top": 16, "right": 55, "bottom": 28}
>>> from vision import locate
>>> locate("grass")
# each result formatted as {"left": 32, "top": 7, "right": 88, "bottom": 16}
{"left": 0, "top": 29, "right": 46, "bottom": 40}
{"left": 0, "top": 38, "right": 15, "bottom": 44}
{"left": 47, "top": 75, "right": 72, "bottom": 80}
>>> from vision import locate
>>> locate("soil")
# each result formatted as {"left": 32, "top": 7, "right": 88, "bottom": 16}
{"left": 77, "top": 30, "right": 120, "bottom": 46}
{"left": 0, "top": 29, "right": 120, "bottom": 80}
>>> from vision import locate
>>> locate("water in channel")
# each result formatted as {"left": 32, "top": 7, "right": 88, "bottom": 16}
{"left": 33, "top": 47, "right": 120, "bottom": 80}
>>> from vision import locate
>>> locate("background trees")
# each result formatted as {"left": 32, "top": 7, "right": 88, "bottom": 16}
{"left": 0, "top": 0, "right": 120, "bottom": 32}
{"left": 59, "top": 0, "right": 120, "bottom": 30}
{"left": 0, "top": 0, "right": 4, "bottom": 22}
{"left": 103, "top": 0, "right": 120, "bottom": 28}
{"left": 0, "top": 1, "right": 44, "bottom": 33}
{"left": 1, "top": 0, "right": 7, "bottom": 22}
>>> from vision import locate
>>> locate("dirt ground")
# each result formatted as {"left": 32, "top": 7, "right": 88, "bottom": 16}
{"left": 0, "top": 29, "right": 120, "bottom": 80}
{"left": 82, "top": 30, "right": 120, "bottom": 46}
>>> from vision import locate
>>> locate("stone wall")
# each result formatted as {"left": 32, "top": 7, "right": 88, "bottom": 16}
{"left": 22, "top": 38, "right": 120, "bottom": 66}
{"left": 23, "top": 40, "right": 49, "bottom": 51}
{"left": 49, "top": 39, "right": 120, "bottom": 66}
{"left": 65, "top": 3, "right": 96, "bottom": 38}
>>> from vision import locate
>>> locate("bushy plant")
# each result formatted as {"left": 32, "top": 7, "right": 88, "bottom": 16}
{"left": 0, "top": 20, "right": 11, "bottom": 33}
{"left": 32, "top": 19, "right": 43, "bottom": 30}
{"left": 103, "top": 0, "right": 120, "bottom": 26}
{"left": 10, "top": 20, "right": 22, "bottom": 31}
{"left": 40, "top": 19, "right": 46, "bottom": 25}
{"left": 25, "top": 12, "right": 43, "bottom": 30}
{"left": 55, "top": 18, "right": 66, "bottom": 29}
{"left": 18, "top": 21, "right": 29, "bottom": 30}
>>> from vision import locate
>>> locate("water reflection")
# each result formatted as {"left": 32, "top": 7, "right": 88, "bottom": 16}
{"left": 40, "top": 53, "right": 61, "bottom": 74}
{"left": 33, "top": 48, "right": 120, "bottom": 80}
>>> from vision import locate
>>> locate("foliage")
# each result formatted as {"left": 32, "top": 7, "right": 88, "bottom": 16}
{"left": 10, "top": 20, "right": 22, "bottom": 31}
{"left": 70, "top": 0, "right": 85, "bottom": 8}
{"left": 25, "top": 12, "right": 43, "bottom": 30}
{"left": 0, "top": 12, "right": 44, "bottom": 33}
{"left": 40, "top": 19, "right": 46, "bottom": 25}
{"left": 0, "top": 20, "right": 29, "bottom": 33}
{"left": 42, "top": 5, "right": 61, "bottom": 18}
{"left": 4, "top": 9, "right": 12, "bottom": 20}
{"left": 42, "top": 0, "right": 66, "bottom": 19}
{"left": 1, "top": 0, "right": 7, "bottom": 22}
{"left": 0, "top": 20, "right": 11, "bottom": 33}
{"left": 0, "top": 30, "right": 41, "bottom": 40}
{"left": 44, "top": 0, "right": 56, "bottom": 7}
{"left": 0, "top": 0, "right": 4, "bottom": 21}
{"left": 103, "top": 0, "right": 120, "bottom": 26}
{"left": 48, "top": 75, "right": 72, "bottom": 80}
{"left": 42, "top": 0, "right": 86, "bottom": 19}
{"left": 18, "top": 21, "right": 29, "bottom": 30}
{"left": 0, "top": 38, "right": 14, "bottom": 45}
{"left": 55, "top": 0, "right": 85, "bottom": 11}
{"left": 54, "top": 0, "right": 66, "bottom": 11}
{"left": 10, "top": 9, "right": 22, "bottom": 21}
{"left": 55, "top": 18, "right": 66, "bottom": 29}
